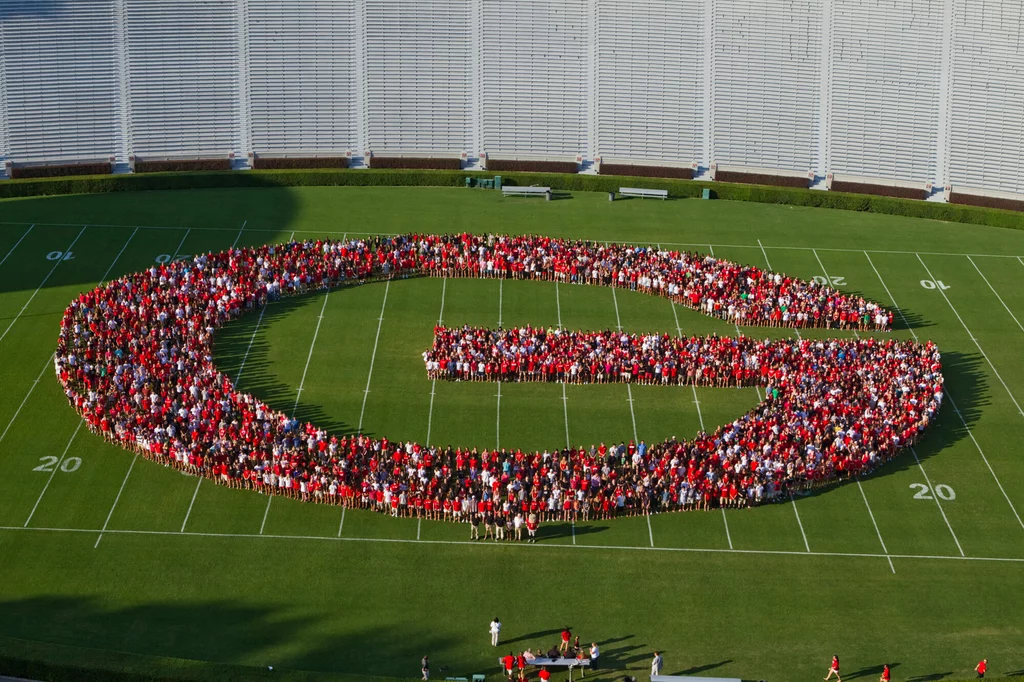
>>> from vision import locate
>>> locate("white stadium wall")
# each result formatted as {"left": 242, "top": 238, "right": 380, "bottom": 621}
{"left": 0, "top": 0, "right": 1021, "bottom": 200}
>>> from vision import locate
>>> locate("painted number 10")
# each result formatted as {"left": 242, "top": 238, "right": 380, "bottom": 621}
{"left": 920, "top": 279, "right": 951, "bottom": 290}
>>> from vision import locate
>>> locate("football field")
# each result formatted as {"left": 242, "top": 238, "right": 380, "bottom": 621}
{"left": 0, "top": 186, "right": 1022, "bottom": 682}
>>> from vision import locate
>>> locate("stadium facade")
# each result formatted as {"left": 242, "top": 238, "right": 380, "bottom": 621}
{"left": 0, "top": 0, "right": 1021, "bottom": 201}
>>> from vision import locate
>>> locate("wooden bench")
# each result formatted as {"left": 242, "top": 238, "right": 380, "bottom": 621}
{"left": 502, "top": 185, "right": 552, "bottom": 200}
{"left": 617, "top": 187, "right": 669, "bottom": 200}
{"left": 651, "top": 671, "right": 741, "bottom": 675}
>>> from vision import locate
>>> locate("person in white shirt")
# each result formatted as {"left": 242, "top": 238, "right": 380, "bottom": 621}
{"left": 651, "top": 651, "right": 663, "bottom": 677}
{"left": 489, "top": 617, "right": 501, "bottom": 646}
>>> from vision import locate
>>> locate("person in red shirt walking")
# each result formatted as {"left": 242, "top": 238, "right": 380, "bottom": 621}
{"left": 880, "top": 663, "right": 891, "bottom": 682}
{"left": 516, "top": 652, "right": 527, "bottom": 681}
{"left": 503, "top": 652, "right": 515, "bottom": 678}
{"left": 559, "top": 627, "right": 572, "bottom": 655}
{"left": 975, "top": 659, "right": 987, "bottom": 679}
{"left": 538, "top": 667, "right": 551, "bottom": 682}
{"left": 825, "top": 654, "right": 842, "bottom": 682}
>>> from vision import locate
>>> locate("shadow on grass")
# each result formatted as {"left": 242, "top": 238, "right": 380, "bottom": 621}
{"left": 668, "top": 659, "right": 733, "bottom": 676}
{"left": 907, "top": 673, "right": 952, "bottom": 682}
{"left": 845, "top": 662, "right": 899, "bottom": 680}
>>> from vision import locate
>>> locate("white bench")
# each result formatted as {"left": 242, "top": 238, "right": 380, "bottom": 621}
{"left": 499, "top": 657, "right": 591, "bottom": 668}
{"left": 651, "top": 671, "right": 741, "bottom": 675}
{"left": 618, "top": 187, "right": 669, "bottom": 200}
{"left": 502, "top": 185, "right": 552, "bottom": 200}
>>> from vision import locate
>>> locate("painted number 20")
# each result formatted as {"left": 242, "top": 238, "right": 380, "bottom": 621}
{"left": 813, "top": 275, "right": 846, "bottom": 286}
{"left": 32, "top": 456, "right": 81, "bottom": 473}
{"left": 910, "top": 482, "right": 955, "bottom": 500}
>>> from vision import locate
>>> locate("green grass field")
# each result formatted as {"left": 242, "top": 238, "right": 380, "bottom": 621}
{"left": 0, "top": 186, "right": 1023, "bottom": 682}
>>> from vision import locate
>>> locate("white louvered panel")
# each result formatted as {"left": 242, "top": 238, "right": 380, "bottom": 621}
{"left": 948, "top": 1, "right": 1024, "bottom": 195}
{"left": 247, "top": 0, "right": 357, "bottom": 156}
{"left": 712, "top": 0, "right": 822, "bottom": 172}
{"left": 365, "top": 0, "right": 471, "bottom": 155}
{"left": 125, "top": 0, "right": 238, "bottom": 158}
{"left": 0, "top": 1, "right": 117, "bottom": 164}
{"left": 829, "top": 0, "right": 941, "bottom": 183}
{"left": 594, "top": 0, "right": 703, "bottom": 164}
{"left": 481, "top": 0, "right": 588, "bottom": 158}
{"left": 0, "top": 22, "right": 7, "bottom": 165}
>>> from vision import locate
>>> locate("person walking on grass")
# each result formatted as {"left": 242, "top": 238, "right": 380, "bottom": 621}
{"left": 825, "top": 654, "right": 842, "bottom": 682}
{"left": 976, "top": 658, "right": 987, "bottom": 679}
{"left": 651, "top": 651, "right": 663, "bottom": 678}
{"left": 490, "top": 617, "right": 502, "bottom": 646}
{"left": 879, "top": 663, "right": 891, "bottom": 682}
{"left": 421, "top": 654, "right": 429, "bottom": 680}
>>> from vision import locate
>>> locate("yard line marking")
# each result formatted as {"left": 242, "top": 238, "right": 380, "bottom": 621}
{"left": 496, "top": 382, "right": 501, "bottom": 449}
{"left": 0, "top": 354, "right": 54, "bottom": 447}
{"left": 0, "top": 225, "right": 87, "bottom": 345}
{"left": 293, "top": 290, "right": 331, "bottom": 417}
{"left": 498, "top": 278, "right": 503, "bottom": 327}
{"left": 259, "top": 496, "right": 272, "bottom": 535}
{"left": 560, "top": 382, "right": 571, "bottom": 448}
{"left": 425, "top": 279, "right": 447, "bottom": 445}
{"left": 417, "top": 518, "right": 422, "bottom": 540}
{"left": 11, "top": 524, "right": 1024, "bottom": 565}
{"left": 337, "top": 506, "right": 346, "bottom": 537}
{"left": 625, "top": 384, "right": 639, "bottom": 442}
{"left": 915, "top": 253, "right": 1024, "bottom": 418}
{"left": 98, "top": 226, "right": 139, "bottom": 286}
{"left": 24, "top": 421, "right": 84, "bottom": 527}
{"left": 789, "top": 493, "right": 810, "bottom": 552}
{"left": 555, "top": 281, "right": 563, "bottom": 328}
{"left": 867, "top": 252, "right": 1024, "bottom": 531}
{"left": 646, "top": 512, "right": 655, "bottom": 547}
{"left": 94, "top": 456, "right": 138, "bottom": 548}
{"left": 691, "top": 384, "right": 705, "bottom": 431}
{"left": 0, "top": 224, "right": 33, "bottom": 268}
{"left": 757, "top": 238, "right": 773, "bottom": 270}
{"left": 231, "top": 220, "right": 247, "bottom": 249}
{"left": 910, "top": 446, "right": 964, "bottom": 556}
{"left": 967, "top": 255, "right": 1024, "bottom": 333}
{"left": 234, "top": 305, "right": 266, "bottom": 388}
{"left": 721, "top": 508, "right": 733, "bottom": 550}
{"left": 1019, "top": 256, "right": 1024, "bottom": 268}
{"left": 855, "top": 478, "right": 896, "bottom": 573}
{"left": 571, "top": 520, "right": 576, "bottom": 545}
{"left": 170, "top": 228, "right": 191, "bottom": 263}
{"left": 611, "top": 286, "right": 624, "bottom": 331}
{"left": 181, "top": 479, "right": 202, "bottom": 532}
{"left": 8, "top": 221, "right": 1024, "bottom": 259}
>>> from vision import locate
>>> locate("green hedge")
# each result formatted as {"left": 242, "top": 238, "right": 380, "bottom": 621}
{"left": 1, "top": 168, "right": 1023, "bottom": 230}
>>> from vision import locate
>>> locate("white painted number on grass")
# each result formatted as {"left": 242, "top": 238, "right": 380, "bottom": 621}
{"left": 155, "top": 254, "right": 172, "bottom": 264}
{"left": 46, "top": 250, "right": 75, "bottom": 261}
{"left": 910, "top": 482, "right": 955, "bottom": 501}
{"left": 813, "top": 275, "right": 846, "bottom": 287}
{"left": 32, "top": 455, "right": 81, "bottom": 473}
{"left": 920, "top": 279, "right": 951, "bottom": 290}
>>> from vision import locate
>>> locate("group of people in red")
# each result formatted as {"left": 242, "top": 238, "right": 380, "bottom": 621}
{"left": 55, "top": 232, "right": 938, "bottom": 519}
{"left": 824, "top": 655, "right": 990, "bottom": 681}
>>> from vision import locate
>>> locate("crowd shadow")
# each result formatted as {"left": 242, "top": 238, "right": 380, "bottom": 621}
{"left": 845, "top": 662, "right": 899, "bottom": 680}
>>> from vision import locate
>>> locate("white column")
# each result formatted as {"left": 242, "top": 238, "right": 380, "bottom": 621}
{"left": 700, "top": 0, "right": 714, "bottom": 174}
{"left": 114, "top": 0, "right": 131, "bottom": 169}
{"left": 815, "top": 0, "right": 833, "bottom": 183}
{"left": 934, "top": 0, "right": 954, "bottom": 192}
{"left": 354, "top": 0, "right": 368, "bottom": 165}
{"left": 237, "top": 0, "right": 252, "bottom": 167}
{"left": 0, "top": 23, "right": 9, "bottom": 175}
{"left": 470, "top": 0, "right": 483, "bottom": 159}
{"left": 586, "top": 0, "right": 598, "bottom": 160}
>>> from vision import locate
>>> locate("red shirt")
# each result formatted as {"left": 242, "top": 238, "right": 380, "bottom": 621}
{"left": 561, "top": 630, "right": 571, "bottom": 643}
{"left": 503, "top": 655, "right": 514, "bottom": 670}
{"left": 977, "top": 661, "right": 987, "bottom": 674}
{"left": 881, "top": 665, "right": 890, "bottom": 681}
{"left": 832, "top": 657, "right": 840, "bottom": 670}
{"left": 539, "top": 670, "right": 551, "bottom": 682}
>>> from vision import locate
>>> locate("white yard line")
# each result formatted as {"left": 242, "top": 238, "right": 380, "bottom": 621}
{"left": 234, "top": 305, "right": 267, "bottom": 388}
{"left": 337, "top": 507, "right": 346, "bottom": 538}
{"left": 757, "top": 238, "right": 774, "bottom": 270}
{"left": 867, "top": 251, "right": 1024, "bottom": 531}
{"left": 6, "top": 221, "right": 1024, "bottom": 259}
{"left": 789, "top": 493, "right": 811, "bottom": 552}
{"left": 720, "top": 508, "right": 733, "bottom": 549}
{"left": 24, "top": 421, "right": 84, "bottom": 527}
{"left": 915, "top": 254, "right": 1024, "bottom": 418}
{"left": 98, "top": 227, "right": 139, "bottom": 286}
{"left": 0, "top": 224, "right": 33, "bottom": 268}
{"left": 0, "top": 225, "right": 87, "bottom": 345}
{"left": 259, "top": 496, "right": 272, "bottom": 535}
{"left": 293, "top": 291, "right": 331, "bottom": 417}
{"left": 967, "top": 255, "right": 1024, "bottom": 333}
{"left": 7, "top": 524, "right": 1021, "bottom": 565}
{"left": 555, "top": 282, "right": 572, "bottom": 447}
{"left": 417, "top": 518, "right": 422, "bottom": 540}
{"left": 496, "top": 382, "right": 502, "bottom": 450}
{"left": 170, "top": 229, "right": 191, "bottom": 262}
{"left": 425, "top": 278, "right": 447, "bottom": 445}
{"left": 646, "top": 513, "right": 655, "bottom": 547}
{"left": 231, "top": 220, "right": 247, "bottom": 249}
{"left": 571, "top": 520, "right": 576, "bottom": 545}
{"left": 498, "top": 278, "right": 503, "bottom": 327}
{"left": 94, "top": 457, "right": 137, "bottom": 548}
{"left": 855, "top": 478, "right": 896, "bottom": 573}
{"left": 611, "top": 286, "right": 624, "bottom": 331}
{"left": 357, "top": 280, "right": 391, "bottom": 433}
{"left": 910, "top": 446, "right": 965, "bottom": 556}
{"left": 181, "top": 479, "right": 202, "bottom": 533}
{"left": 0, "top": 354, "right": 54, "bottom": 447}
{"left": 625, "top": 384, "right": 639, "bottom": 442}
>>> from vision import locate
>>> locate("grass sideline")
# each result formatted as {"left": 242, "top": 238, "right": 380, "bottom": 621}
{"left": 0, "top": 168, "right": 1022, "bottom": 230}
{"left": 0, "top": 187, "right": 1022, "bottom": 681}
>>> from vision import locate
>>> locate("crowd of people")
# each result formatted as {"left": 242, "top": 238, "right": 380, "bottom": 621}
{"left": 55, "top": 232, "right": 938, "bottom": 521}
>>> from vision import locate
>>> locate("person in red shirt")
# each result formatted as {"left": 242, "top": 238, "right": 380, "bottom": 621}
{"left": 975, "top": 659, "right": 987, "bottom": 679}
{"left": 537, "top": 667, "right": 551, "bottom": 682}
{"left": 879, "top": 663, "right": 891, "bottom": 682}
{"left": 516, "top": 652, "right": 527, "bottom": 681}
{"left": 825, "top": 654, "right": 842, "bottom": 682}
{"left": 503, "top": 652, "right": 515, "bottom": 677}
{"left": 559, "top": 627, "right": 571, "bottom": 655}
